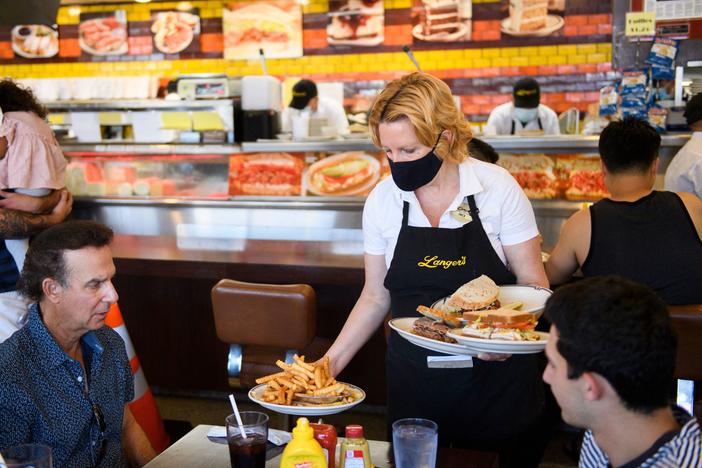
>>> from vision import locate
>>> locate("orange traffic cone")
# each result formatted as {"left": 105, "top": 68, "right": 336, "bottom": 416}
{"left": 106, "top": 303, "right": 170, "bottom": 453}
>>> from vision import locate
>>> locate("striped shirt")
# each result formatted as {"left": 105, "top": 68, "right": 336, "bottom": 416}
{"left": 579, "top": 406, "right": 702, "bottom": 467}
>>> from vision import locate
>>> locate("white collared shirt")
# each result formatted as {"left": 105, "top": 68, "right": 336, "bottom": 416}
{"left": 363, "top": 158, "right": 539, "bottom": 268}
{"left": 483, "top": 102, "right": 560, "bottom": 136}
{"left": 664, "top": 131, "right": 702, "bottom": 200}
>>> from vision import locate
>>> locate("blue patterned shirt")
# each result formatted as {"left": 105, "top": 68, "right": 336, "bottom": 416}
{"left": 0, "top": 303, "right": 134, "bottom": 468}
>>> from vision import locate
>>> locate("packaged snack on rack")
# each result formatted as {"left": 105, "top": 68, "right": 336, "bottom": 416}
{"left": 652, "top": 65, "right": 674, "bottom": 81}
{"left": 599, "top": 85, "right": 619, "bottom": 116}
{"left": 621, "top": 93, "right": 649, "bottom": 120}
{"left": 619, "top": 70, "right": 648, "bottom": 96}
{"left": 646, "top": 37, "right": 679, "bottom": 69}
{"left": 648, "top": 105, "right": 668, "bottom": 133}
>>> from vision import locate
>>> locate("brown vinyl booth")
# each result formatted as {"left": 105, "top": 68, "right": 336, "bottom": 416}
{"left": 668, "top": 304, "right": 702, "bottom": 421}
{"left": 211, "top": 279, "right": 332, "bottom": 389}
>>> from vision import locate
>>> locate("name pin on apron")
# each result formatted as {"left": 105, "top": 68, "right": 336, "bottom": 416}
{"left": 450, "top": 205, "right": 472, "bottom": 224}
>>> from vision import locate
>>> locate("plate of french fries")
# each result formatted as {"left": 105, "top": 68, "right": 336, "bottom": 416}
{"left": 248, "top": 355, "right": 366, "bottom": 416}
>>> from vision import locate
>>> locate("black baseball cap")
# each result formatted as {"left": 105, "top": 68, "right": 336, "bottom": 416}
{"left": 684, "top": 93, "right": 702, "bottom": 126}
{"left": 513, "top": 77, "right": 540, "bottom": 109}
{"left": 289, "top": 79, "right": 318, "bottom": 110}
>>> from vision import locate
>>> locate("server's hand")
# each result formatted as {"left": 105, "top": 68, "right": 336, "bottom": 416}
{"left": 477, "top": 352, "right": 511, "bottom": 362}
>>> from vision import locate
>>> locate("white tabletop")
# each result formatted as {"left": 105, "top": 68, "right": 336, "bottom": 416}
{"left": 145, "top": 424, "right": 393, "bottom": 468}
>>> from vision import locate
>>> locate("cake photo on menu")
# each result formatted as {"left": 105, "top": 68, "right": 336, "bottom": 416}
{"left": 411, "top": 0, "right": 471, "bottom": 43}
{"left": 327, "top": 0, "right": 385, "bottom": 47}
{"left": 501, "top": 0, "right": 564, "bottom": 37}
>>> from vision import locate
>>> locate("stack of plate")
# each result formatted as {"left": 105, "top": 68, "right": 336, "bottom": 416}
{"left": 690, "top": 78, "right": 702, "bottom": 96}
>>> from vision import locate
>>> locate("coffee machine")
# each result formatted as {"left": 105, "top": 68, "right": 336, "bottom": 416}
{"left": 240, "top": 76, "right": 281, "bottom": 142}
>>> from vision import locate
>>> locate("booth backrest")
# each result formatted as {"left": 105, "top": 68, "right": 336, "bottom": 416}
{"left": 668, "top": 304, "right": 702, "bottom": 381}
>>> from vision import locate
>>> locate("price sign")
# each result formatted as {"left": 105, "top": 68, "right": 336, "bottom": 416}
{"left": 626, "top": 12, "right": 656, "bottom": 36}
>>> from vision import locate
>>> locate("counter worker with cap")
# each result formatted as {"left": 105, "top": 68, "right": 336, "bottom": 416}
{"left": 321, "top": 72, "right": 549, "bottom": 467}
{"left": 280, "top": 79, "right": 350, "bottom": 135}
{"left": 665, "top": 93, "right": 702, "bottom": 200}
{"left": 484, "top": 77, "right": 560, "bottom": 136}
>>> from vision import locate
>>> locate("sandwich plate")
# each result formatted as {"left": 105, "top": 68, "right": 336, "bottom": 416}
{"left": 446, "top": 330, "right": 549, "bottom": 355}
{"left": 388, "top": 317, "right": 477, "bottom": 356}
{"left": 427, "top": 284, "right": 553, "bottom": 325}
{"left": 248, "top": 383, "right": 365, "bottom": 416}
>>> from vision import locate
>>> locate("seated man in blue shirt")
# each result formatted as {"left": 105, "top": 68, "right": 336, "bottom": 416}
{"left": 0, "top": 220, "right": 156, "bottom": 467}
{"left": 543, "top": 276, "right": 701, "bottom": 468}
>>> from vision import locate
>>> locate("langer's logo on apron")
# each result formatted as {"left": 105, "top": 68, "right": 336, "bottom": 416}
{"left": 417, "top": 255, "right": 467, "bottom": 269}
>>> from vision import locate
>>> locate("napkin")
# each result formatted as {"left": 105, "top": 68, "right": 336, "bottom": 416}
{"left": 206, "top": 426, "right": 292, "bottom": 446}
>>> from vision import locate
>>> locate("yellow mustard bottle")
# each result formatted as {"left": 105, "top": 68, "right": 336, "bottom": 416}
{"left": 280, "top": 417, "right": 328, "bottom": 468}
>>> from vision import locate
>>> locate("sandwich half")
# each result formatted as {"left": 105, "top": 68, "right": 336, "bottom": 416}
{"left": 447, "top": 275, "right": 501, "bottom": 312}
{"left": 462, "top": 308, "right": 540, "bottom": 341}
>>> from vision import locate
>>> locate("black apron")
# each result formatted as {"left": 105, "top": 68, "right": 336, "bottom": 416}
{"left": 510, "top": 117, "right": 543, "bottom": 135}
{"left": 384, "top": 195, "right": 543, "bottom": 446}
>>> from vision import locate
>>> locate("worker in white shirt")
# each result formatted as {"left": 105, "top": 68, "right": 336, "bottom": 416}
{"left": 281, "top": 79, "right": 349, "bottom": 135}
{"left": 484, "top": 78, "right": 560, "bottom": 136}
{"left": 665, "top": 93, "right": 702, "bottom": 200}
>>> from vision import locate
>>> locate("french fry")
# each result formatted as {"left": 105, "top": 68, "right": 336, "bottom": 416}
{"left": 286, "top": 388, "right": 294, "bottom": 405}
{"left": 277, "top": 388, "right": 285, "bottom": 404}
{"left": 276, "top": 360, "right": 292, "bottom": 371}
{"left": 293, "top": 354, "right": 315, "bottom": 372}
{"left": 269, "top": 379, "right": 281, "bottom": 390}
{"left": 314, "top": 366, "right": 323, "bottom": 389}
{"left": 315, "top": 382, "right": 344, "bottom": 396}
{"left": 255, "top": 371, "right": 287, "bottom": 385}
{"left": 291, "top": 362, "right": 315, "bottom": 380}
{"left": 323, "top": 356, "right": 330, "bottom": 380}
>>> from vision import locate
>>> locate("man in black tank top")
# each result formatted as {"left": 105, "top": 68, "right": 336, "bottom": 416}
{"left": 545, "top": 117, "right": 702, "bottom": 305}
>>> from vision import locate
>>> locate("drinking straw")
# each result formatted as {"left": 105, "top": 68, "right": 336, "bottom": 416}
{"left": 258, "top": 48, "right": 269, "bottom": 75}
{"left": 402, "top": 45, "right": 422, "bottom": 72}
{"left": 228, "top": 394, "right": 248, "bottom": 439}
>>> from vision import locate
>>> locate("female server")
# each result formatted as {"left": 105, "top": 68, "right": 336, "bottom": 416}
{"left": 323, "top": 73, "right": 549, "bottom": 467}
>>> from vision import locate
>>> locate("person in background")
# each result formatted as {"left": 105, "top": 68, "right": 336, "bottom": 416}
{"left": 281, "top": 79, "right": 349, "bottom": 135}
{"left": 545, "top": 117, "right": 702, "bottom": 304}
{"left": 665, "top": 93, "right": 702, "bottom": 200}
{"left": 468, "top": 137, "right": 500, "bottom": 163}
{"left": 543, "top": 276, "right": 701, "bottom": 467}
{"left": 484, "top": 77, "right": 560, "bottom": 136}
{"left": 0, "top": 220, "right": 156, "bottom": 467}
{"left": 0, "top": 79, "right": 71, "bottom": 342}
{"left": 322, "top": 72, "right": 548, "bottom": 467}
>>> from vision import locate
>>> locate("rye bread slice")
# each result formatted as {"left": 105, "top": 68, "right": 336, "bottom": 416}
{"left": 446, "top": 275, "right": 499, "bottom": 310}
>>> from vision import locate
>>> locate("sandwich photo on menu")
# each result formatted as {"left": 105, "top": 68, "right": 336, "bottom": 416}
{"left": 305, "top": 151, "right": 381, "bottom": 196}
{"left": 228, "top": 153, "right": 304, "bottom": 196}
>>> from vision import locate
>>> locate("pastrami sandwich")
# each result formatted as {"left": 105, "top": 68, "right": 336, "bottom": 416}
{"left": 412, "top": 317, "right": 457, "bottom": 343}
{"left": 447, "top": 275, "right": 501, "bottom": 314}
{"left": 461, "top": 308, "right": 540, "bottom": 341}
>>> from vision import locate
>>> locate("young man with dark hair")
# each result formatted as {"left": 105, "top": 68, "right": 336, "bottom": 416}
{"left": 0, "top": 220, "right": 155, "bottom": 467}
{"left": 545, "top": 117, "right": 702, "bottom": 304}
{"left": 543, "top": 276, "right": 701, "bottom": 467}
{"left": 468, "top": 137, "right": 500, "bottom": 164}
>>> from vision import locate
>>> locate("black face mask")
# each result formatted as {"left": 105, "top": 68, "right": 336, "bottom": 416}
{"left": 387, "top": 138, "right": 443, "bottom": 191}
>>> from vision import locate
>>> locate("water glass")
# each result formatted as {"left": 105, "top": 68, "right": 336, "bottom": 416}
{"left": 291, "top": 115, "right": 310, "bottom": 140}
{"left": 0, "top": 444, "right": 52, "bottom": 468}
{"left": 392, "top": 418, "right": 438, "bottom": 468}
{"left": 226, "top": 411, "right": 269, "bottom": 468}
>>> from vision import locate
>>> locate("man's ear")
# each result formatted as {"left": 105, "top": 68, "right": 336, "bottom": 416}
{"left": 581, "top": 371, "right": 607, "bottom": 402}
{"left": 42, "top": 278, "right": 63, "bottom": 304}
{"left": 651, "top": 157, "right": 660, "bottom": 176}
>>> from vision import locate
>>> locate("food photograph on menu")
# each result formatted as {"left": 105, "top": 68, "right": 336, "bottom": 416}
{"left": 500, "top": 0, "right": 565, "bottom": 37}
{"left": 150, "top": 9, "right": 201, "bottom": 54}
{"left": 304, "top": 151, "right": 382, "bottom": 197}
{"left": 497, "top": 154, "right": 558, "bottom": 199}
{"left": 228, "top": 153, "right": 304, "bottom": 196}
{"left": 11, "top": 24, "right": 59, "bottom": 59}
{"left": 411, "top": 0, "right": 472, "bottom": 43}
{"left": 79, "top": 10, "right": 128, "bottom": 56}
{"left": 223, "top": 1, "right": 303, "bottom": 60}
{"left": 326, "top": 0, "right": 385, "bottom": 47}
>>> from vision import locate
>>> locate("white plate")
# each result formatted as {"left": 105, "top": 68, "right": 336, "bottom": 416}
{"left": 412, "top": 22, "right": 469, "bottom": 42}
{"left": 79, "top": 18, "right": 128, "bottom": 56}
{"left": 248, "top": 383, "right": 365, "bottom": 416}
{"left": 429, "top": 284, "right": 553, "bottom": 325}
{"left": 340, "top": 133, "right": 370, "bottom": 140}
{"left": 11, "top": 25, "right": 59, "bottom": 58}
{"left": 388, "top": 317, "right": 477, "bottom": 356}
{"left": 446, "top": 330, "right": 549, "bottom": 354}
{"left": 500, "top": 15, "right": 564, "bottom": 37}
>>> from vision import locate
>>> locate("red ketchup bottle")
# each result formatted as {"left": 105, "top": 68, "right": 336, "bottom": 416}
{"left": 310, "top": 422, "right": 337, "bottom": 468}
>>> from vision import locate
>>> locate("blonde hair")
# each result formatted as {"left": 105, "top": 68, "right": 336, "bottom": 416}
{"left": 368, "top": 73, "right": 472, "bottom": 164}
